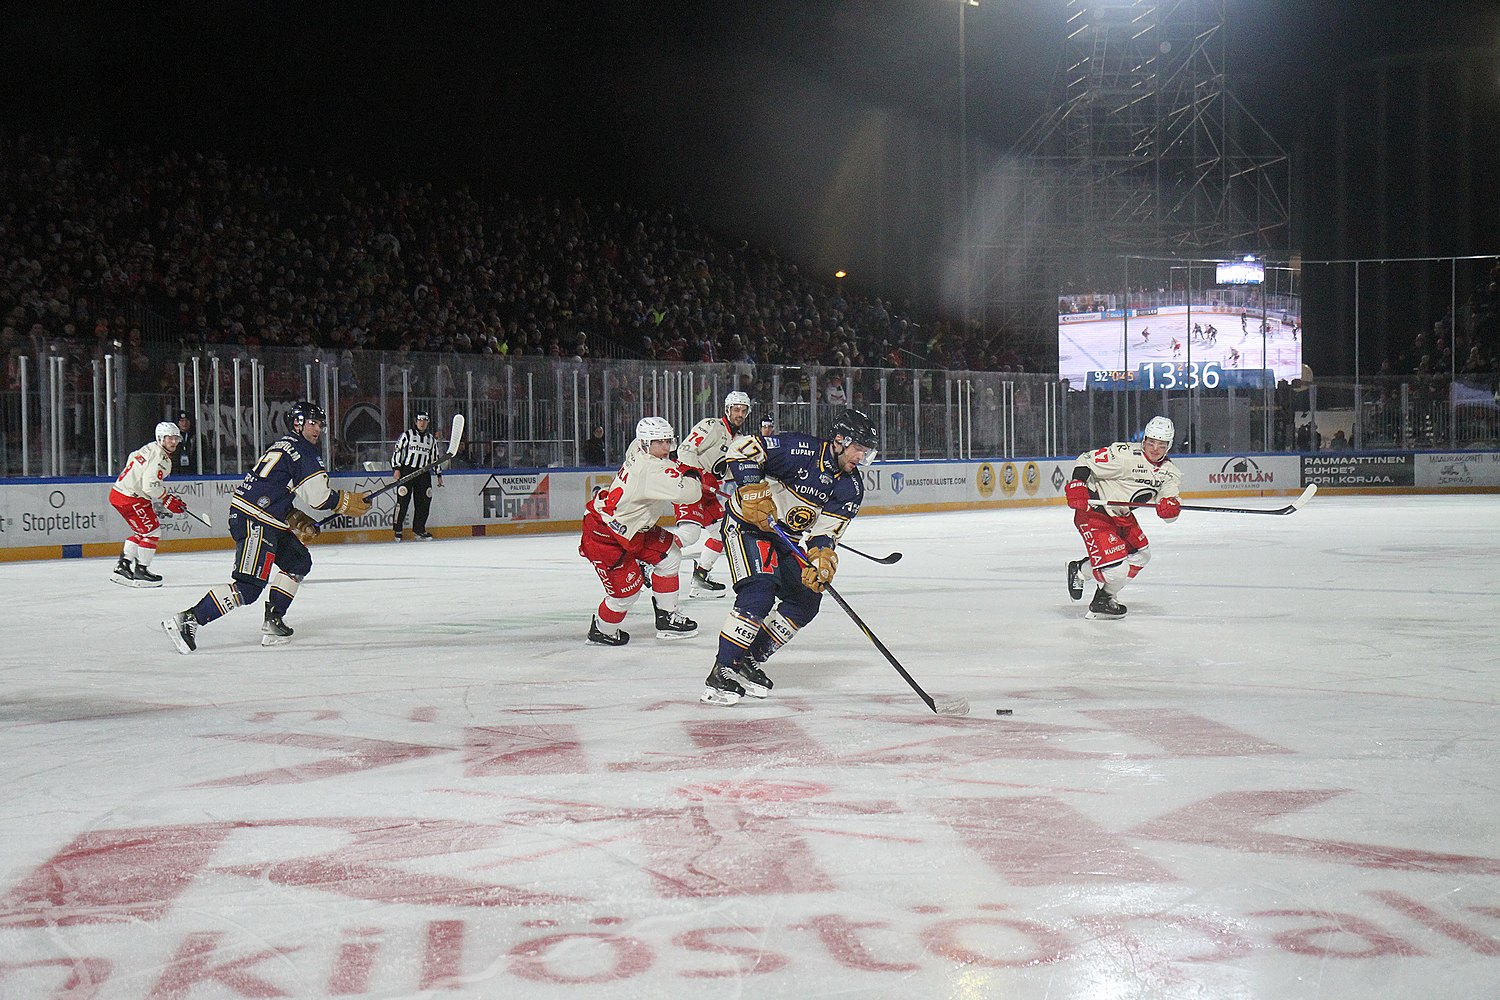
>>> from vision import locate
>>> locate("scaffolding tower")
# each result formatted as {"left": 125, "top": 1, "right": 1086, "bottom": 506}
{"left": 971, "top": 0, "right": 1291, "bottom": 363}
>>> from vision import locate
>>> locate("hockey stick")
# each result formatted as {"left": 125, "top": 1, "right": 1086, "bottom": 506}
{"left": 183, "top": 507, "right": 213, "bottom": 528}
{"left": 838, "top": 542, "right": 903, "bottom": 565}
{"left": 771, "top": 523, "right": 969, "bottom": 717}
{"left": 1088, "top": 483, "right": 1318, "bottom": 516}
{"left": 359, "top": 414, "right": 465, "bottom": 503}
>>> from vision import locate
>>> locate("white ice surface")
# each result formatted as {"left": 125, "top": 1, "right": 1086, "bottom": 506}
{"left": 2, "top": 496, "right": 1498, "bottom": 999}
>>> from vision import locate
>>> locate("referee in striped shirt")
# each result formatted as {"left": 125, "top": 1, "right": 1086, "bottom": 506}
{"left": 392, "top": 412, "right": 441, "bottom": 540}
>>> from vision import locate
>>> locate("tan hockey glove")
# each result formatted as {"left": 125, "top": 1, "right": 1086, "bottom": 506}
{"left": 335, "top": 490, "right": 371, "bottom": 518}
{"left": 734, "top": 481, "right": 777, "bottom": 530}
{"left": 800, "top": 546, "right": 838, "bottom": 592}
{"left": 287, "top": 509, "right": 321, "bottom": 545}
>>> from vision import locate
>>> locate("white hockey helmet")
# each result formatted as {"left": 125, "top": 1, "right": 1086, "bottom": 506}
{"left": 155, "top": 420, "right": 182, "bottom": 445}
{"left": 723, "top": 390, "right": 752, "bottom": 428}
{"left": 1143, "top": 415, "right": 1175, "bottom": 448}
{"left": 635, "top": 416, "right": 675, "bottom": 446}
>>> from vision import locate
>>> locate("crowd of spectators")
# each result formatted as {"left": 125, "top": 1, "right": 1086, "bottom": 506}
{"left": 2, "top": 133, "right": 1032, "bottom": 387}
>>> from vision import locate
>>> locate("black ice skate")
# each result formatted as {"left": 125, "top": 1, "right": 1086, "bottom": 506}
{"left": 133, "top": 562, "right": 163, "bottom": 587}
{"left": 690, "top": 564, "right": 726, "bottom": 598}
{"left": 111, "top": 556, "right": 140, "bottom": 588}
{"left": 393, "top": 529, "right": 404, "bottom": 542}
{"left": 653, "top": 597, "right": 698, "bottom": 640}
{"left": 701, "top": 662, "right": 747, "bottom": 706}
{"left": 587, "top": 616, "right": 630, "bottom": 646}
{"left": 729, "top": 659, "right": 773, "bottom": 698}
{"left": 261, "top": 608, "right": 295, "bottom": 646}
{"left": 414, "top": 530, "right": 434, "bottom": 540}
{"left": 161, "top": 610, "right": 199, "bottom": 654}
{"left": 1085, "top": 586, "right": 1127, "bottom": 620}
{"left": 1066, "top": 558, "right": 1087, "bottom": 601}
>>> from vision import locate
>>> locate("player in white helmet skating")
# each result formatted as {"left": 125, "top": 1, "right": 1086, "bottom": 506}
{"left": 108, "top": 420, "right": 190, "bottom": 587}
{"left": 673, "top": 390, "right": 754, "bottom": 598}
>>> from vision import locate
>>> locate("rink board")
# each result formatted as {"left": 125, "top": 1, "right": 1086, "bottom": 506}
{"left": 2, "top": 451, "right": 1497, "bottom": 561}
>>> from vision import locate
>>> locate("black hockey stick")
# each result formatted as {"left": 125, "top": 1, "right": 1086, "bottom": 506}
{"left": 359, "top": 414, "right": 465, "bottom": 502}
{"left": 182, "top": 507, "right": 213, "bottom": 528}
{"left": 839, "top": 542, "right": 902, "bottom": 565}
{"left": 1088, "top": 483, "right": 1318, "bottom": 516}
{"left": 771, "top": 523, "right": 968, "bottom": 717}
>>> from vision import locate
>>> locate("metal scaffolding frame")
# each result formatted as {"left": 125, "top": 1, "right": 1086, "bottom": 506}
{"left": 969, "top": 0, "right": 1292, "bottom": 361}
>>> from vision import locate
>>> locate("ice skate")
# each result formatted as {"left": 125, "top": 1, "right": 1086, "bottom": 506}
{"left": 653, "top": 597, "right": 698, "bottom": 640}
{"left": 701, "top": 662, "right": 746, "bottom": 706}
{"left": 132, "top": 562, "right": 163, "bottom": 587}
{"left": 1066, "top": 559, "right": 1087, "bottom": 601}
{"left": 111, "top": 557, "right": 142, "bottom": 588}
{"left": 729, "top": 659, "right": 773, "bottom": 698}
{"left": 161, "top": 610, "right": 199, "bottom": 654}
{"left": 689, "top": 564, "right": 726, "bottom": 598}
{"left": 1085, "top": 586, "right": 1127, "bottom": 620}
{"left": 261, "top": 611, "right": 295, "bottom": 646}
{"left": 414, "top": 530, "right": 434, "bottom": 540}
{"left": 587, "top": 616, "right": 630, "bottom": 646}
{"left": 393, "top": 529, "right": 403, "bottom": 542}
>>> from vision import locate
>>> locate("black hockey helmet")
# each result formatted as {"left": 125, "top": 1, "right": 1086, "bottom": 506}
{"left": 414, "top": 410, "right": 431, "bottom": 424}
{"left": 290, "top": 400, "right": 326, "bottom": 432}
{"left": 830, "top": 408, "right": 878, "bottom": 449}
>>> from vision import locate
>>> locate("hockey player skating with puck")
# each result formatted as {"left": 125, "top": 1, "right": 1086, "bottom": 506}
{"left": 578, "top": 417, "right": 702, "bottom": 645}
{"left": 161, "top": 401, "right": 372, "bottom": 653}
{"left": 674, "top": 390, "right": 753, "bottom": 598}
{"left": 1064, "top": 415, "right": 1182, "bottom": 619}
{"left": 109, "top": 421, "right": 190, "bottom": 587}
{"left": 701, "top": 407, "right": 874, "bottom": 705}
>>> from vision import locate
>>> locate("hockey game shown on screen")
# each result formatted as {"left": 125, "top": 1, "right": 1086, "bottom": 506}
{"left": 1057, "top": 285, "right": 1302, "bottom": 391}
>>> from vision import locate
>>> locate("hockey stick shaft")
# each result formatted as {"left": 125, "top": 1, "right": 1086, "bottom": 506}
{"left": 771, "top": 523, "right": 938, "bottom": 713}
{"left": 1087, "top": 483, "right": 1317, "bottom": 516}
{"left": 838, "top": 542, "right": 902, "bottom": 565}
{"left": 360, "top": 414, "right": 465, "bottom": 502}
{"left": 183, "top": 508, "right": 212, "bottom": 528}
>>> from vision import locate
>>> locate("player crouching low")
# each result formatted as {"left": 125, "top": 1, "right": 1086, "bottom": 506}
{"left": 578, "top": 417, "right": 702, "bottom": 645}
{"left": 701, "top": 408, "right": 874, "bottom": 705}
{"left": 1064, "top": 415, "right": 1182, "bottom": 619}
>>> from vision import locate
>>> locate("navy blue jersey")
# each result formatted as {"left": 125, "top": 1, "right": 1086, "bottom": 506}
{"left": 230, "top": 434, "right": 341, "bottom": 530}
{"left": 724, "top": 431, "right": 863, "bottom": 547}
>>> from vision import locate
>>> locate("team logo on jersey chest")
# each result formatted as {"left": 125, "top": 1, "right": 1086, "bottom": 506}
{"left": 783, "top": 504, "right": 817, "bottom": 531}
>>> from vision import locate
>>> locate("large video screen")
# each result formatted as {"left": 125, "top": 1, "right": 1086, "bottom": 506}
{"left": 1057, "top": 290, "right": 1302, "bottom": 390}
{"left": 1216, "top": 259, "right": 1265, "bottom": 285}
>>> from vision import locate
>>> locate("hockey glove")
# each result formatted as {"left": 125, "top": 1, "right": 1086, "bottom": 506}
{"left": 1064, "top": 478, "right": 1092, "bottom": 511}
{"left": 733, "top": 482, "right": 777, "bottom": 530}
{"left": 676, "top": 463, "right": 702, "bottom": 480}
{"left": 699, "top": 471, "right": 720, "bottom": 493}
{"left": 1156, "top": 495, "right": 1181, "bottom": 521}
{"left": 287, "top": 509, "right": 321, "bottom": 544}
{"left": 335, "top": 490, "right": 372, "bottom": 518}
{"left": 800, "top": 546, "right": 838, "bottom": 593}
{"left": 161, "top": 494, "right": 187, "bottom": 515}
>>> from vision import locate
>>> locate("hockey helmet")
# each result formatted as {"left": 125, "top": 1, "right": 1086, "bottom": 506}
{"left": 414, "top": 410, "right": 431, "bottom": 424}
{"left": 723, "top": 390, "right": 752, "bottom": 428}
{"left": 635, "top": 416, "right": 676, "bottom": 446}
{"left": 155, "top": 420, "right": 182, "bottom": 445}
{"left": 829, "top": 407, "right": 879, "bottom": 466}
{"left": 1143, "top": 415, "right": 1175, "bottom": 448}
{"left": 290, "top": 400, "right": 327, "bottom": 433}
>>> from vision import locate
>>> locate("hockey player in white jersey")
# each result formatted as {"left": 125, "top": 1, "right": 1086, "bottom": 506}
{"left": 107, "top": 421, "right": 190, "bottom": 587}
{"left": 1063, "top": 415, "right": 1183, "bottom": 619}
{"left": 578, "top": 417, "right": 704, "bottom": 645}
{"left": 674, "top": 390, "right": 753, "bottom": 598}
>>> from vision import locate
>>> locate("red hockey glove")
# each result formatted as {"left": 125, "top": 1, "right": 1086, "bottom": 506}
{"left": 676, "top": 463, "right": 702, "bottom": 480}
{"left": 699, "top": 471, "right": 720, "bottom": 493}
{"left": 1156, "top": 496, "right": 1181, "bottom": 521}
{"left": 1064, "top": 479, "right": 1091, "bottom": 512}
{"left": 162, "top": 494, "right": 187, "bottom": 515}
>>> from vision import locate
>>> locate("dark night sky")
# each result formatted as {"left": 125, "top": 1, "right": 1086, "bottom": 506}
{"left": 7, "top": 1, "right": 1500, "bottom": 368}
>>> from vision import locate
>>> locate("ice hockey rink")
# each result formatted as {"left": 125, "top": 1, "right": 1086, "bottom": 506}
{"left": 1059, "top": 313, "right": 1302, "bottom": 385}
{"left": 2, "top": 495, "right": 1498, "bottom": 999}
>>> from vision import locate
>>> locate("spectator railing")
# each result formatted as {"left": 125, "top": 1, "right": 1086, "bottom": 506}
{"left": 3, "top": 340, "right": 1498, "bottom": 478}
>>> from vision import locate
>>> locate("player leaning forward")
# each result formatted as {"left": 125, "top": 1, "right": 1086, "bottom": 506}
{"left": 109, "top": 421, "right": 190, "bottom": 587}
{"left": 674, "top": 390, "right": 753, "bottom": 597}
{"left": 161, "top": 401, "right": 371, "bottom": 652}
{"left": 702, "top": 408, "right": 876, "bottom": 705}
{"left": 579, "top": 417, "right": 702, "bottom": 645}
{"left": 1064, "top": 415, "right": 1182, "bottom": 619}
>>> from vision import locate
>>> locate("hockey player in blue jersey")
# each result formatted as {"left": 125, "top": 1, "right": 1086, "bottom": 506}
{"left": 161, "top": 401, "right": 372, "bottom": 653}
{"left": 701, "top": 407, "right": 878, "bottom": 705}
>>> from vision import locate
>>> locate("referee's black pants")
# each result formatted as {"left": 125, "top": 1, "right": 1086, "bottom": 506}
{"left": 393, "top": 468, "right": 433, "bottom": 533}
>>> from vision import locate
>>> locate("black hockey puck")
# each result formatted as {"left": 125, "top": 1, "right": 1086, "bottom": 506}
{"left": 995, "top": 708, "right": 1013, "bottom": 716}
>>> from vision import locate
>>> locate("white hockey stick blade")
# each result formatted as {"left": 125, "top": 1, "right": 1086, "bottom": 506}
{"left": 445, "top": 413, "right": 465, "bottom": 456}
{"left": 1287, "top": 483, "right": 1318, "bottom": 512}
{"left": 935, "top": 696, "right": 970, "bottom": 717}
{"left": 187, "top": 508, "right": 213, "bottom": 528}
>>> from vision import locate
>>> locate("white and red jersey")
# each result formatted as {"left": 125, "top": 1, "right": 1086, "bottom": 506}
{"left": 676, "top": 415, "right": 741, "bottom": 483}
{"left": 113, "top": 441, "right": 173, "bottom": 504}
{"left": 588, "top": 440, "right": 703, "bottom": 542}
{"left": 1075, "top": 442, "right": 1181, "bottom": 517}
